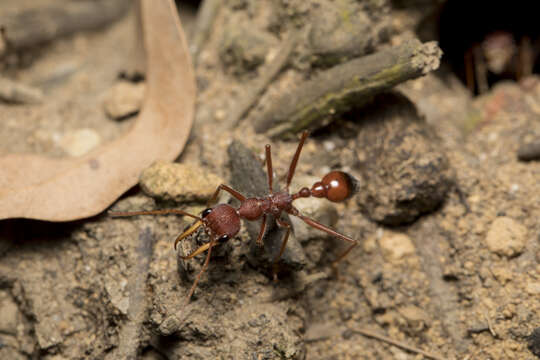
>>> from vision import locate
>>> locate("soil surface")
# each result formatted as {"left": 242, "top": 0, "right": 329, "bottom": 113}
{"left": 1, "top": 1, "right": 539, "bottom": 359}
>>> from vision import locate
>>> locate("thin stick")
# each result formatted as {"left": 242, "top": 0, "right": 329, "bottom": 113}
{"left": 286, "top": 131, "right": 309, "bottom": 190}
{"left": 473, "top": 44, "right": 488, "bottom": 94}
{"left": 0, "top": 76, "right": 43, "bottom": 104}
{"left": 482, "top": 308, "right": 497, "bottom": 338}
{"left": 227, "top": 32, "right": 299, "bottom": 127}
{"left": 253, "top": 40, "right": 442, "bottom": 138}
{"left": 350, "top": 327, "right": 448, "bottom": 360}
{"left": 0, "top": 0, "right": 130, "bottom": 50}
{"left": 190, "top": 0, "right": 222, "bottom": 66}
{"left": 464, "top": 49, "right": 475, "bottom": 94}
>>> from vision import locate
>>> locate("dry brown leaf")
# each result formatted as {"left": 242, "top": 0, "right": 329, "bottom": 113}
{"left": 0, "top": 0, "right": 195, "bottom": 221}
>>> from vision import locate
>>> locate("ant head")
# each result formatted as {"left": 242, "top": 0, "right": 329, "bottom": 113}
{"left": 200, "top": 204, "right": 241, "bottom": 240}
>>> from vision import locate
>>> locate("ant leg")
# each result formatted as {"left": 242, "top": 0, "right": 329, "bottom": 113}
{"left": 285, "top": 131, "right": 309, "bottom": 191}
{"left": 110, "top": 209, "right": 200, "bottom": 220}
{"left": 255, "top": 215, "right": 267, "bottom": 247}
{"left": 265, "top": 144, "right": 273, "bottom": 194}
{"left": 294, "top": 212, "right": 357, "bottom": 269}
{"left": 208, "top": 184, "right": 246, "bottom": 206}
{"left": 183, "top": 236, "right": 217, "bottom": 306}
{"left": 272, "top": 218, "right": 291, "bottom": 282}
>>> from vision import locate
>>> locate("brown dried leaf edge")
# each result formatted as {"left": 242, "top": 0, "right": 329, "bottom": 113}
{"left": 0, "top": 0, "right": 196, "bottom": 221}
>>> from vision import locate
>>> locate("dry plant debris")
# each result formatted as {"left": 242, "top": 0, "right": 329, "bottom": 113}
{"left": 0, "top": 0, "right": 195, "bottom": 221}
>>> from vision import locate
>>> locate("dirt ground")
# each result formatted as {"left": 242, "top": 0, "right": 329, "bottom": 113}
{"left": 1, "top": 1, "right": 539, "bottom": 359}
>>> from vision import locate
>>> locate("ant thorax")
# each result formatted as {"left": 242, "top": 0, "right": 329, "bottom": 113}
{"left": 266, "top": 191, "right": 293, "bottom": 215}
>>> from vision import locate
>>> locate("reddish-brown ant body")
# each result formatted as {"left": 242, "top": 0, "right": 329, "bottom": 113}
{"left": 111, "top": 131, "right": 358, "bottom": 306}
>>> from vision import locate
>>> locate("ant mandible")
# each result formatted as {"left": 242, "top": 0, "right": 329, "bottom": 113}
{"left": 110, "top": 131, "right": 358, "bottom": 306}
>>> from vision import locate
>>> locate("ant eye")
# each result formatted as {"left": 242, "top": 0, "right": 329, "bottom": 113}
{"left": 218, "top": 234, "right": 229, "bottom": 243}
{"left": 201, "top": 208, "right": 212, "bottom": 218}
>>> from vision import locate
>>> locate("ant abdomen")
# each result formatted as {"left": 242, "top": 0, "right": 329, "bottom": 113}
{"left": 311, "top": 171, "right": 357, "bottom": 202}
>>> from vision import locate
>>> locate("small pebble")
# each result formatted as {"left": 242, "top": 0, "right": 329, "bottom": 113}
{"left": 526, "top": 282, "right": 540, "bottom": 295}
{"left": 104, "top": 277, "right": 129, "bottom": 315}
{"left": 140, "top": 161, "right": 223, "bottom": 203}
{"left": 158, "top": 315, "right": 181, "bottom": 336}
{"left": 378, "top": 231, "right": 416, "bottom": 262}
{"left": 398, "top": 305, "right": 429, "bottom": 330}
{"left": 518, "top": 139, "right": 540, "bottom": 161}
{"left": 103, "top": 81, "right": 145, "bottom": 120}
{"left": 485, "top": 217, "right": 527, "bottom": 257}
{"left": 58, "top": 128, "right": 101, "bottom": 157}
{"left": 219, "top": 22, "right": 277, "bottom": 75}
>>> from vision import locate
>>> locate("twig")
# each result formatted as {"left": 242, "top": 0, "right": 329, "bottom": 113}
{"left": 254, "top": 39, "right": 442, "bottom": 138}
{"left": 482, "top": 309, "right": 497, "bottom": 338}
{"left": 0, "top": 76, "right": 43, "bottom": 104}
{"left": 116, "top": 227, "right": 155, "bottom": 359}
{"left": 190, "top": 0, "right": 222, "bottom": 66}
{"left": 350, "top": 327, "right": 449, "bottom": 360}
{"left": 226, "top": 32, "right": 299, "bottom": 128}
{"left": 0, "top": 0, "right": 131, "bottom": 50}
{"left": 473, "top": 44, "right": 489, "bottom": 94}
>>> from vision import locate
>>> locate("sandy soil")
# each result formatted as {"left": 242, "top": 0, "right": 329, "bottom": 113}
{"left": 1, "top": 1, "right": 539, "bottom": 359}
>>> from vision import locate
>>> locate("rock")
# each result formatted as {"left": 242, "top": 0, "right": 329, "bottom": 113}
{"left": 378, "top": 230, "right": 416, "bottom": 261}
{"left": 219, "top": 21, "right": 278, "bottom": 75}
{"left": 58, "top": 128, "right": 101, "bottom": 157}
{"left": 104, "top": 275, "right": 129, "bottom": 315}
{"left": 227, "top": 141, "right": 308, "bottom": 275}
{"left": 304, "top": 322, "right": 339, "bottom": 342}
{"left": 103, "top": 81, "right": 145, "bottom": 120}
{"left": 139, "top": 161, "right": 223, "bottom": 203}
{"left": 308, "top": 0, "right": 390, "bottom": 66}
{"left": 356, "top": 92, "right": 453, "bottom": 225}
{"left": 526, "top": 282, "right": 540, "bottom": 295}
{"left": 485, "top": 217, "right": 527, "bottom": 257}
{"left": 158, "top": 315, "right": 181, "bottom": 336}
{"left": 0, "top": 290, "right": 19, "bottom": 335}
{"left": 0, "top": 348, "right": 26, "bottom": 360}
{"left": 517, "top": 137, "right": 540, "bottom": 161}
{"left": 528, "top": 327, "right": 540, "bottom": 357}
{"left": 398, "top": 305, "right": 430, "bottom": 333}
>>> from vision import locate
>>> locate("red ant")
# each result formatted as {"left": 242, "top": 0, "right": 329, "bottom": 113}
{"left": 110, "top": 131, "right": 358, "bottom": 306}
